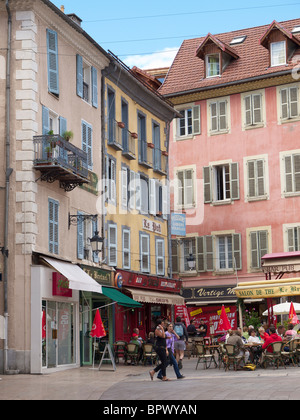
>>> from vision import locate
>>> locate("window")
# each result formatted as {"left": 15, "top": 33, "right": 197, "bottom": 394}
{"left": 77, "top": 213, "right": 98, "bottom": 262}
{"left": 107, "top": 88, "right": 116, "bottom": 144}
{"left": 76, "top": 54, "right": 98, "bottom": 107}
{"left": 244, "top": 94, "right": 263, "bottom": 127}
{"left": 230, "top": 35, "right": 247, "bottom": 45}
{"left": 203, "top": 162, "right": 239, "bottom": 203}
{"left": 46, "top": 29, "right": 59, "bottom": 96}
{"left": 176, "top": 106, "right": 200, "bottom": 138}
{"left": 140, "top": 174, "right": 149, "bottom": 214}
{"left": 217, "top": 236, "right": 233, "bottom": 270}
{"left": 106, "top": 157, "right": 116, "bottom": 205}
{"left": 250, "top": 230, "right": 268, "bottom": 269}
{"left": 82, "top": 121, "right": 92, "bottom": 170}
{"left": 284, "top": 153, "right": 300, "bottom": 194}
{"left": 280, "top": 86, "right": 299, "bottom": 120}
{"left": 121, "top": 100, "right": 129, "bottom": 151}
{"left": 286, "top": 226, "right": 300, "bottom": 252}
{"left": 153, "top": 122, "right": 161, "bottom": 171}
{"left": 206, "top": 54, "right": 220, "bottom": 77}
{"left": 108, "top": 224, "right": 117, "bottom": 266}
{"left": 247, "top": 159, "right": 266, "bottom": 199}
{"left": 140, "top": 233, "right": 150, "bottom": 273}
{"left": 209, "top": 99, "right": 228, "bottom": 133}
{"left": 138, "top": 113, "right": 147, "bottom": 164}
{"left": 49, "top": 198, "right": 59, "bottom": 254}
{"left": 122, "top": 228, "right": 131, "bottom": 269}
{"left": 156, "top": 238, "right": 165, "bottom": 275}
{"left": 176, "top": 168, "right": 195, "bottom": 208}
{"left": 271, "top": 41, "right": 286, "bottom": 67}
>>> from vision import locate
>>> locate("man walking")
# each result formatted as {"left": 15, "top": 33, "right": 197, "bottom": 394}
{"left": 173, "top": 316, "right": 188, "bottom": 369}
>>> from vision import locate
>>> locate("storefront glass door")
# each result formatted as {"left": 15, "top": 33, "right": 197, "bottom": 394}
{"left": 42, "top": 300, "right": 76, "bottom": 369}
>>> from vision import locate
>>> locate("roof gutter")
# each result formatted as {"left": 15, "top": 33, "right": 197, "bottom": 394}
{"left": 162, "top": 69, "right": 295, "bottom": 99}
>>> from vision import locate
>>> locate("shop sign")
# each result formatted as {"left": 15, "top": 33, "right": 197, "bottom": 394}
{"left": 82, "top": 265, "right": 111, "bottom": 286}
{"left": 142, "top": 218, "right": 162, "bottom": 235}
{"left": 235, "top": 283, "right": 300, "bottom": 299}
{"left": 182, "top": 285, "right": 236, "bottom": 302}
{"left": 171, "top": 213, "right": 186, "bottom": 236}
{"left": 118, "top": 269, "right": 181, "bottom": 292}
{"left": 52, "top": 272, "right": 72, "bottom": 297}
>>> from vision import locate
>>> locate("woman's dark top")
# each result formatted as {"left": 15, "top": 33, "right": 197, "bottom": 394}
{"left": 155, "top": 328, "right": 166, "bottom": 348}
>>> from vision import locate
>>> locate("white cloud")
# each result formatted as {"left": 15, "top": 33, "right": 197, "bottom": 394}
{"left": 123, "top": 47, "right": 179, "bottom": 70}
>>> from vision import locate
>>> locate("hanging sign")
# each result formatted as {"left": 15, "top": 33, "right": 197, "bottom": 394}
{"left": 52, "top": 272, "right": 72, "bottom": 297}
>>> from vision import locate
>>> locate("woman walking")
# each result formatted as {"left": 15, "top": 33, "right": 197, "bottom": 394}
{"left": 157, "top": 323, "right": 185, "bottom": 380}
{"left": 149, "top": 319, "right": 169, "bottom": 381}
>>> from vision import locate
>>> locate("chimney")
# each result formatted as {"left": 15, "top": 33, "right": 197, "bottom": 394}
{"left": 60, "top": 5, "right": 65, "bottom": 13}
{"left": 67, "top": 13, "right": 82, "bottom": 27}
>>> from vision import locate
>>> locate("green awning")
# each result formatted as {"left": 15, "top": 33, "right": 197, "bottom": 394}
{"left": 102, "top": 286, "right": 142, "bottom": 308}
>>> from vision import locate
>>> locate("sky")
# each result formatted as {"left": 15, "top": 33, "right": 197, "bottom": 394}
{"left": 51, "top": 0, "right": 300, "bottom": 69}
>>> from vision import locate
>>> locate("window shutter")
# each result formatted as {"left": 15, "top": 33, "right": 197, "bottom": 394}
{"left": 135, "top": 173, "right": 141, "bottom": 211}
{"left": 205, "top": 235, "right": 214, "bottom": 271}
{"left": 289, "top": 87, "right": 298, "bottom": 118}
{"left": 162, "top": 184, "right": 169, "bottom": 220}
{"left": 171, "top": 239, "right": 179, "bottom": 273}
{"left": 192, "top": 105, "right": 201, "bottom": 134}
{"left": 91, "top": 66, "right": 98, "bottom": 108}
{"left": 77, "top": 211, "right": 84, "bottom": 259}
{"left": 185, "top": 169, "right": 194, "bottom": 206}
{"left": 177, "top": 170, "right": 184, "bottom": 207}
{"left": 59, "top": 116, "right": 68, "bottom": 161}
{"left": 149, "top": 179, "right": 156, "bottom": 215}
{"left": 156, "top": 239, "right": 164, "bottom": 275}
{"left": 140, "top": 234, "right": 150, "bottom": 273}
{"left": 294, "top": 154, "right": 300, "bottom": 192}
{"left": 121, "top": 167, "right": 128, "bottom": 208}
{"left": 203, "top": 166, "right": 212, "bottom": 203}
{"left": 244, "top": 95, "right": 252, "bottom": 126}
{"left": 230, "top": 162, "right": 239, "bottom": 200}
{"left": 287, "top": 227, "right": 295, "bottom": 252}
{"left": 250, "top": 231, "right": 258, "bottom": 269}
{"left": 42, "top": 106, "right": 50, "bottom": 135}
{"left": 82, "top": 122, "right": 93, "bottom": 170}
{"left": 210, "top": 102, "right": 218, "bottom": 132}
{"left": 253, "top": 94, "right": 262, "bottom": 124}
{"left": 259, "top": 231, "right": 268, "bottom": 262}
{"left": 122, "top": 229, "right": 130, "bottom": 269}
{"left": 76, "top": 54, "right": 83, "bottom": 98}
{"left": 108, "top": 224, "right": 117, "bottom": 266}
{"left": 129, "top": 170, "right": 135, "bottom": 210}
{"left": 46, "top": 29, "right": 59, "bottom": 95}
{"left": 233, "top": 233, "right": 242, "bottom": 270}
{"left": 281, "top": 88, "right": 289, "bottom": 120}
{"left": 256, "top": 159, "right": 265, "bottom": 196}
{"left": 248, "top": 160, "right": 256, "bottom": 197}
{"left": 111, "top": 160, "right": 116, "bottom": 204}
{"left": 92, "top": 219, "right": 99, "bottom": 263}
{"left": 197, "top": 237, "right": 205, "bottom": 272}
{"left": 219, "top": 101, "right": 227, "bottom": 130}
{"left": 285, "top": 155, "right": 293, "bottom": 193}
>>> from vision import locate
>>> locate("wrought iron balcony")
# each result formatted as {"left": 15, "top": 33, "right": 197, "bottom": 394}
{"left": 107, "top": 119, "right": 123, "bottom": 151}
{"left": 33, "top": 134, "right": 89, "bottom": 191}
{"left": 122, "top": 130, "right": 136, "bottom": 160}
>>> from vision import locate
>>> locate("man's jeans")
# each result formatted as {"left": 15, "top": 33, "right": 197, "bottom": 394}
{"left": 157, "top": 348, "right": 183, "bottom": 379}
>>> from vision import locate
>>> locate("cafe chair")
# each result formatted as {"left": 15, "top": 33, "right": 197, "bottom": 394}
{"left": 223, "top": 344, "right": 244, "bottom": 371}
{"left": 113, "top": 341, "right": 128, "bottom": 364}
{"left": 281, "top": 339, "right": 300, "bottom": 367}
{"left": 142, "top": 343, "right": 157, "bottom": 366}
{"left": 184, "top": 339, "right": 194, "bottom": 359}
{"left": 126, "top": 343, "right": 140, "bottom": 365}
{"left": 195, "top": 343, "right": 217, "bottom": 370}
{"left": 262, "top": 341, "right": 285, "bottom": 369}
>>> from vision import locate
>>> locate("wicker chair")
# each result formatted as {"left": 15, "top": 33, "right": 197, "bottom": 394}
{"left": 195, "top": 343, "right": 217, "bottom": 369}
{"left": 223, "top": 344, "right": 244, "bottom": 371}
{"left": 126, "top": 343, "right": 140, "bottom": 365}
{"left": 142, "top": 343, "right": 157, "bottom": 366}
{"left": 262, "top": 341, "right": 285, "bottom": 369}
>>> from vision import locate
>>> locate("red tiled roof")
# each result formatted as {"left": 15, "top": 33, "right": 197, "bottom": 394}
{"left": 159, "top": 18, "right": 300, "bottom": 97}
{"left": 195, "top": 33, "right": 239, "bottom": 60}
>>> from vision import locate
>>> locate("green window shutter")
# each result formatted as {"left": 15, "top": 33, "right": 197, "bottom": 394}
{"left": 76, "top": 54, "right": 83, "bottom": 98}
{"left": 46, "top": 29, "right": 59, "bottom": 95}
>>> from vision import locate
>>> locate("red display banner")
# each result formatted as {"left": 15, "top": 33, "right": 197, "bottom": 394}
{"left": 186, "top": 305, "right": 237, "bottom": 335}
{"left": 174, "top": 304, "right": 190, "bottom": 327}
{"left": 52, "top": 272, "right": 72, "bottom": 297}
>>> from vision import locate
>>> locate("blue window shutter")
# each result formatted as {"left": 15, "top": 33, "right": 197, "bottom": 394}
{"left": 91, "top": 66, "right": 98, "bottom": 108}
{"left": 77, "top": 211, "right": 84, "bottom": 259}
{"left": 92, "top": 220, "right": 99, "bottom": 263}
{"left": 42, "top": 105, "right": 49, "bottom": 134}
{"left": 76, "top": 54, "right": 83, "bottom": 98}
{"left": 46, "top": 29, "right": 59, "bottom": 95}
{"left": 59, "top": 116, "right": 68, "bottom": 161}
{"left": 49, "top": 199, "right": 59, "bottom": 254}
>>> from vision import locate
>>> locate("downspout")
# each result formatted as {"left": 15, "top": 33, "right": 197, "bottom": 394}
{"left": 4, "top": 0, "right": 13, "bottom": 374}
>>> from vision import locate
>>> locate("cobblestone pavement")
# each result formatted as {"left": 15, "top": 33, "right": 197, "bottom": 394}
{"left": 1, "top": 357, "right": 300, "bottom": 400}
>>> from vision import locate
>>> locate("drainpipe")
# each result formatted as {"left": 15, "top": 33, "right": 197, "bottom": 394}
{"left": 3, "top": 0, "right": 13, "bottom": 374}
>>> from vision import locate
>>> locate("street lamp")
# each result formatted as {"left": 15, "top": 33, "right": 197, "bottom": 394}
{"left": 89, "top": 231, "right": 104, "bottom": 255}
{"left": 186, "top": 253, "right": 196, "bottom": 271}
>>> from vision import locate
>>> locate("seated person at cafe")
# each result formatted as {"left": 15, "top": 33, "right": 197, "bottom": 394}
{"left": 262, "top": 326, "right": 282, "bottom": 353}
{"left": 277, "top": 325, "right": 285, "bottom": 338}
{"left": 146, "top": 332, "right": 155, "bottom": 345}
{"left": 198, "top": 320, "right": 208, "bottom": 338}
{"left": 258, "top": 326, "right": 269, "bottom": 342}
{"left": 187, "top": 319, "right": 199, "bottom": 337}
{"left": 227, "top": 330, "right": 250, "bottom": 364}
{"left": 247, "top": 328, "right": 262, "bottom": 363}
{"left": 284, "top": 323, "right": 297, "bottom": 340}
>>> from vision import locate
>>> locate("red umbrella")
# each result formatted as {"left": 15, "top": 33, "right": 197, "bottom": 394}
{"left": 217, "top": 305, "right": 231, "bottom": 331}
{"left": 289, "top": 302, "right": 300, "bottom": 324}
{"left": 90, "top": 309, "right": 106, "bottom": 338}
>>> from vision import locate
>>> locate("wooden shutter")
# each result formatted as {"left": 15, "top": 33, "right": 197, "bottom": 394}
{"left": 281, "top": 88, "right": 289, "bottom": 120}
{"left": 110, "top": 159, "right": 116, "bottom": 204}
{"left": 77, "top": 211, "right": 84, "bottom": 259}
{"left": 82, "top": 121, "right": 93, "bottom": 170}
{"left": 149, "top": 179, "right": 156, "bottom": 215}
{"left": 156, "top": 239, "right": 164, "bottom": 275}
{"left": 285, "top": 155, "right": 293, "bottom": 193}
{"left": 294, "top": 154, "right": 300, "bottom": 192}
{"left": 256, "top": 159, "right": 265, "bottom": 196}
{"left": 250, "top": 231, "right": 259, "bottom": 269}
{"left": 177, "top": 170, "right": 184, "bottom": 207}
{"left": 244, "top": 95, "right": 252, "bottom": 126}
{"left": 192, "top": 105, "right": 201, "bottom": 134}
{"left": 121, "top": 167, "right": 128, "bottom": 208}
{"left": 219, "top": 101, "right": 227, "bottom": 130}
{"left": 129, "top": 170, "right": 135, "bottom": 210}
{"left": 140, "top": 234, "right": 150, "bottom": 272}
{"left": 230, "top": 162, "right": 239, "bottom": 200}
{"left": 108, "top": 224, "right": 117, "bottom": 266}
{"left": 197, "top": 237, "right": 205, "bottom": 272}
{"left": 185, "top": 169, "right": 194, "bottom": 206}
{"left": 233, "top": 233, "right": 242, "bottom": 270}
{"left": 76, "top": 54, "right": 83, "bottom": 98}
{"left": 91, "top": 66, "right": 98, "bottom": 108}
{"left": 259, "top": 231, "right": 268, "bottom": 262}
{"left": 248, "top": 160, "right": 256, "bottom": 198}
{"left": 287, "top": 227, "right": 296, "bottom": 252}
{"left": 162, "top": 184, "right": 169, "bottom": 220}
{"left": 203, "top": 166, "right": 212, "bottom": 203}
{"left": 289, "top": 87, "right": 298, "bottom": 118}
{"left": 122, "top": 228, "right": 130, "bottom": 269}
{"left": 135, "top": 173, "right": 141, "bottom": 211}
{"left": 210, "top": 102, "right": 218, "bottom": 132}
{"left": 171, "top": 239, "right": 179, "bottom": 273}
{"left": 49, "top": 199, "right": 59, "bottom": 255}
{"left": 46, "top": 29, "right": 59, "bottom": 95}
{"left": 205, "top": 235, "right": 214, "bottom": 271}
{"left": 253, "top": 94, "right": 262, "bottom": 124}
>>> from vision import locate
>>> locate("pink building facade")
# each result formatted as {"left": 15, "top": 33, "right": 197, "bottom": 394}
{"left": 160, "top": 19, "right": 300, "bottom": 325}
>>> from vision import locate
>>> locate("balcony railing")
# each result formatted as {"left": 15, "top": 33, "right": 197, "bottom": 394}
{"left": 153, "top": 150, "right": 168, "bottom": 175}
{"left": 122, "top": 130, "right": 136, "bottom": 160}
{"left": 139, "top": 141, "right": 153, "bottom": 168}
{"left": 107, "top": 119, "right": 123, "bottom": 150}
{"left": 33, "top": 134, "right": 89, "bottom": 191}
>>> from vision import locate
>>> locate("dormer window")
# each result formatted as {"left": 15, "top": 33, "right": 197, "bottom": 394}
{"left": 206, "top": 54, "right": 220, "bottom": 77}
{"left": 271, "top": 41, "right": 286, "bottom": 67}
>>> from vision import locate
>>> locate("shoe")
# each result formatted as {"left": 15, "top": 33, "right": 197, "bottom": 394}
{"left": 178, "top": 359, "right": 183, "bottom": 369}
{"left": 177, "top": 375, "right": 185, "bottom": 379}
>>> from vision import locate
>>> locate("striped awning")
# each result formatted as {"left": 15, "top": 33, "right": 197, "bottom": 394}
{"left": 234, "top": 277, "right": 300, "bottom": 299}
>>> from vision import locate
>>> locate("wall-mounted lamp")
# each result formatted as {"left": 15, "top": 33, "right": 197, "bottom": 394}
{"left": 89, "top": 231, "right": 104, "bottom": 255}
{"left": 186, "top": 253, "right": 196, "bottom": 271}
{"left": 68, "top": 212, "right": 98, "bottom": 229}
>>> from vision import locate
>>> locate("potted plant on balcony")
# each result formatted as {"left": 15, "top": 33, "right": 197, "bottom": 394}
{"left": 117, "top": 121, "right": 125, "bottom": 129}
{"left": 162, "top": 150, "right": 168, "bottom": 156}
{"left": 147, "top": 143, "right": 155, "bottom": 149}
{"left": 63, "top": 130, "right": 74, "bottom": 142}
{"left": 130, "top": 132, "right": 138, "bottom": 139}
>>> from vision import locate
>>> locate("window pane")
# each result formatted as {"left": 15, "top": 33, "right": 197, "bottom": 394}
{"left": 207, "top": 54, "right": 220, "bottom": 77}
{"left": 271, "top": 41, "right": 286, "bottom": 66}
